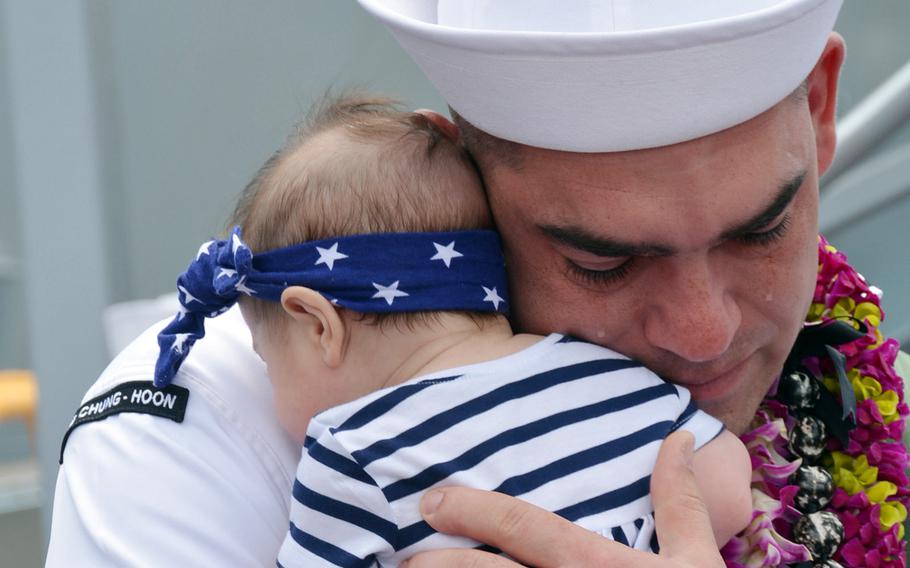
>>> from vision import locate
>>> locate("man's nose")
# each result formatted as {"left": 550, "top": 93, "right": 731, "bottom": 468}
{"left": 642, "top": 256, "right": 741, "bottom": 363}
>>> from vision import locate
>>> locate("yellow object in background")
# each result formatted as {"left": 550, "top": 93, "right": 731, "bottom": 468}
{"left": 0, "top": 370, "right": 38, "bottom": 451}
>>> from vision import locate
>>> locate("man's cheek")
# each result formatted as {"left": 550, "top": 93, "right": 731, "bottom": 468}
{"left": 752, "top": 244, "right": 814, "bottom": 336}
{"left": 510, "top": 260, "right": 580, "bottom": 330}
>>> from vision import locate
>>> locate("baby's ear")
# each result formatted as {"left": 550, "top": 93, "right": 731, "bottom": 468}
{"left": 280, "top": 287, "right": 346, "bottom": 368}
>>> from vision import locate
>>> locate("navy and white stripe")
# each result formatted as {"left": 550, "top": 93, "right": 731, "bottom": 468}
{"left": 278, "top": 335, "right": 724, "bottom": 567}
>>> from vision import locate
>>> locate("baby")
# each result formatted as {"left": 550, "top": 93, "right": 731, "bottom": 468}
{"left": 154, "top": 95, "right": 752, "bottom": 567}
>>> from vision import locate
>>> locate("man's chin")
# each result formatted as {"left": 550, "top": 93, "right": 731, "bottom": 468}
{"left": 698, "top": 400, "right": 763, "bottom": 436}
{"left": 693, "top": 358, "right": 781, "bottom": 435}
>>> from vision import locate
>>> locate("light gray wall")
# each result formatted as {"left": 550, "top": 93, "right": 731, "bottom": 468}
{"left": 3, "top": 0, "right": 112, "bottom": 550}
{"left": 101, "top": 0, "right": 445, "bottom": 302}
{"left": 0, "top": 5, "right": 26, "bottom": 371}
{"left": 836, "top": 0, "right": 910, "bottom": 114}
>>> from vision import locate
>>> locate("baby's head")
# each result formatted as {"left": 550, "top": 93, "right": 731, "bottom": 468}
{"left": 229, "top": 94, "right": 504, "bottom": 437}
{"left": 234, "top": 94, "right": 493, "bottom": 329}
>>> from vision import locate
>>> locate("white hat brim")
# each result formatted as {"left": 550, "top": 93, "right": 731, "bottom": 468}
{"left": 358, "top": 0, "right": 842, "bottom": 152}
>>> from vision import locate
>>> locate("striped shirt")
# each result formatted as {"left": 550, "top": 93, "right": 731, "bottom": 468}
{"left": 277, "top": 334, "right": 724, "bottom": 567}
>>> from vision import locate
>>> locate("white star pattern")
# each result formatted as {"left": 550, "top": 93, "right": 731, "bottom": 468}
{"left": 372, "top": 281, "right": 409, "bottom": 306}
{"left": 157, "top": 233, "right": 514, "bottom": 390}
{"left": 430, "top": 241, "right": 464, "bottom": 268}
{"left": 235, "top": 276, "right": 256, "bottom": 296}
{"left": 482, "top": 286, "right": 504, "bottom": 310}
{"left": 231, "top": 233, "right": 246, "bottom": 255}
{"left": 178, "top": 285, "right": 200, "bottom": 305}
{"left": 171, "top": 333, "right": 191, "bottom": 354}
{"left": 196, "top": 240, "right": 215, "bottom": 260}
{"left": 315, "top": 243, "right": 349, "bottom": 271}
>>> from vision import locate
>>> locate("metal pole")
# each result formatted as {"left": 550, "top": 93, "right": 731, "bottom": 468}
{"left": 824, "top": 59, "right": 910, "bottom": 185}
{"left": 820, "top": 139, "right": 910, "bottom": 234}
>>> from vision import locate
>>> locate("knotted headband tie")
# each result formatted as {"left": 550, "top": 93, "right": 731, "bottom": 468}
{"left": 154, "top": 227, "right": 509, "bottom": 387}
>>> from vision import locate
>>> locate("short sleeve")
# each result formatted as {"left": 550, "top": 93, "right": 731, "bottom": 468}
{"left": 668, "top": 384, "right": 725, "bottom": 450}
{"left": 279, "top": 431, "right": 397, "bottom": 567}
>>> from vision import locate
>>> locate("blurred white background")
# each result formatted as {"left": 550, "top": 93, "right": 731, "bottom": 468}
{"left": 0, "top": 1, "right": 908, "bottom": 565}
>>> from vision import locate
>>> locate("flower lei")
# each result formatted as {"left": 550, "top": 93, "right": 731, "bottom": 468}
{"left": 722, "top": 236, "right": 910, "bottom": 568}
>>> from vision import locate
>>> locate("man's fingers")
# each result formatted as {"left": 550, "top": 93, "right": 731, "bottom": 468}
{"left": 651, "top": 431, "right": 724, "bottom": 567}
{"left": 414, "top": 438, "right": 728, "bottom": 568}
{"left": 417, "top": 487, "right": 649, "bottom": 567}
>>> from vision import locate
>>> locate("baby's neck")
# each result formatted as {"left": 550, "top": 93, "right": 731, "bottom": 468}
{"left": 356, "top": 314, "right": 541, "bottom": 390}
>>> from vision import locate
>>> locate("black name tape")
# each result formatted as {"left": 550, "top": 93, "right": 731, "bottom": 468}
{"left": 59, "top": 381, "right": 189, "bottom": 464}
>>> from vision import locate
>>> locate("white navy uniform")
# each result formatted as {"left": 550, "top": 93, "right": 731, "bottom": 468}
{"left": 278, "top": 334, "right": 724, "bottom": 567}
{"left": 46, "top": 307, "right": 301, "bottom": 567}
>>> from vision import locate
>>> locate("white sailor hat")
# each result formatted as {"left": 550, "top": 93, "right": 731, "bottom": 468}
{"left": 357, "top": 0, "right": 843, "bottom": 152}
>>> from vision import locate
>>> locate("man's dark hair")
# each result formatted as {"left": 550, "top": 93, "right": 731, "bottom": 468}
{"left": 449, "top": 108, "right": 525, "bottom": 174}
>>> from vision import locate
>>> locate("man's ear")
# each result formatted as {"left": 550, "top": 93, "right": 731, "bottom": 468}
{"left": 415, "top": 109, "right": 460, "bottom": 143}
{"left": 280, "top": 287, "right": 346, "bottom": 368}
{"left": 806, "top": 32, "right": 846, "bottom": 176}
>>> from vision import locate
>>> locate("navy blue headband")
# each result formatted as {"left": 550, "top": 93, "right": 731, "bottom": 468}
{"left": 154, "top": 227, "right": 509, "bottom": 387}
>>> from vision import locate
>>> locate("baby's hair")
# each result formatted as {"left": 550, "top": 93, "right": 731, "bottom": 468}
{"left": 230, "top": 93, "right": 497, "bottom": 332}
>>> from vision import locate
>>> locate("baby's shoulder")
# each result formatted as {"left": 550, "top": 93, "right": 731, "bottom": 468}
{"left": 544, "top": 334, "right": 642, "bottom": 366}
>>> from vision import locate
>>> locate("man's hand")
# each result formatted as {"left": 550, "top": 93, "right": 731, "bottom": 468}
{"left": 401, "top": 431, "right": 725, "bottom": 567}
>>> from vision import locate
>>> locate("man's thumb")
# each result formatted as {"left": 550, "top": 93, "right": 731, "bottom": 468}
{"left": 651, "top": 431, "right": 723, "bottom": 565}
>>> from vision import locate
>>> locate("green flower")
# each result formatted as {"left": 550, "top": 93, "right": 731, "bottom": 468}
{"left": 848, "top": 369, "right": 882, "bottom": 401}
{"left": 879, "top": 501, "right": 907, "bottom": 538}
{"left": 830, "top": 452, "right": 878, "bottom": 495}
{"left": 866, "top": 480, "right": 897, "bottom": 504}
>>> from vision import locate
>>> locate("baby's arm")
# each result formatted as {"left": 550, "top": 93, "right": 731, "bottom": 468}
{"left": 692, "top": 430, "right": 753, "bottom": 546}
{"left": 280, "top": 432, "right": 397, "bottom": 567}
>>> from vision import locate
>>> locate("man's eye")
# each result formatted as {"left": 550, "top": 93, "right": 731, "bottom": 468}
{"left": 738, "top": 214, "right": 792, "bottom": 246}
{"left": 566, "top": 258, "right": 634, "bottom": 285}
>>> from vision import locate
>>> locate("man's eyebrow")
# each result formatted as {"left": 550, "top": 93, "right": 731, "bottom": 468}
{"left": 538, "top": 225, "right": 674, "bottom": 258}
{"left": 538, "top": 171, "right": 808, "bottom": 258}
{"left": 720, "top": 171, "right": 806, "bottom": 239}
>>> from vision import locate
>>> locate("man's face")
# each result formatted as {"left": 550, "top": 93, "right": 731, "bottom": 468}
{"left": 484, "top": 99, "right": 821, "bottom": 433}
